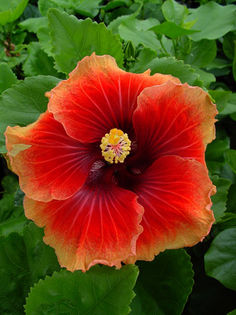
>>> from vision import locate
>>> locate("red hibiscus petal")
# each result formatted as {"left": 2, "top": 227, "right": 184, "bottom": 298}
{"left": 125, "top": 155, "right": 215, "bottom": 263}
{"left": 5, "top": 112, "right": 99, "bottom": 202}
{"left": 132, "top": 81, "right": 217, "bottom": 167}
{"left": 47, "top": 53, "right": 180, "bottom": 143}
{"left": 24, "top": 183, "right": 144, "bottom": 271}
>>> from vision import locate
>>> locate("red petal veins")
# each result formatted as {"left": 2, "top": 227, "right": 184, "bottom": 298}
{"left": 125, "top": 155, "right": 215, "bottom": 263}
{"left": 47, "top": 53, "right": 180, "bottom": 143}
{"left": 133, "top": 81, "right": 217, "bottom": 166}
{"left": 24, "top": 183, "right": 144, "bottom": 271}
{"left": 5, "top": 112, "right": 99, "bottom": 202}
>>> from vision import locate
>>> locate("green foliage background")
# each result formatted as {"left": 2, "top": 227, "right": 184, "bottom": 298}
{"left": 0, "top": 0, "right": 236, "bottom": 314}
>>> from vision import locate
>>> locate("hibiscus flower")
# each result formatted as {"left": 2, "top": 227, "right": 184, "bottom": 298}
{"left": 5, "top": 54, "right": 217, "bottom": 271}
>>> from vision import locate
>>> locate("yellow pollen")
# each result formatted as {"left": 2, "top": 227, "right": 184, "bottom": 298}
{"left": 100, "top": 128, "right": 131, "bottom": 164}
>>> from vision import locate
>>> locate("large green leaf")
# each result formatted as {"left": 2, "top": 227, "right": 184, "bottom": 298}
{"left": 37, "top": 25, "right": 53, "bottom": 57}
{"left": 184, "top": 40, "right": 217, "bottom": 68}
{"left": 25, "top": 265, "right": 138, "bottom": 315}
{"left": 107, "top": 2, "right": 142, "bottom": 34}
{"left": 0, "top": 0, "right": 29, "bottom": 25}
{"left": 227, "top": 184, "right": 236, "bottom": 214}
{"left": 38, "top": 0, "right": 63, "bottom": 16}
{"left": 19, "top": 16, "right": 48, "bottom": 33}
{"left": 186, "top": 2, "right": 236, "bottom": 41}
{"left": 20, "top": 17, "right": 54, "bottom": 58}
{"left": 162, "top": 0, "right": 188, "bottom": 25}
{"left": 102, "top": 0, "right": 131, "bottom": 12}
{"left": 152, "top": 22, "right": 198, "bottom": 39}
{"left": 220, "top": 93, "right": 236, "bottom": 116}
{"left": 130, "top": 48, "right": 157, "bottom": 73}
{"left": 133, "top": 55, "right": 200, "bottom": 85}
{"left": 211, "top": 175, "right": 232, "bottom": 221}
{"left": 0, "top": 63, "right": 17, "bottom": 94}
{"left": 39, "top": 0, "right": 101, "bottom": 18}
{"left": 48, "top": 9, "right": 124, "bottom": 74}
{"left": 0, "top": 175, "right": 26, "bottom": 237}
{"left": 206, "top": 137, "right": 230, "bottom": 176}
{"left": 206, "top": 138, "right": 230, "bottom": 163}
{"left": 130, "top": 249, "right": 194, "bottom": 315}
{"left": 118, "top": 18, "right": 162, "bottom": 52}
{"left": 225, "top": 150, "right": 236, "bottom": 173}
{"left": 193, "top": 68, "right": 215, "bottom": 88}
{"left": 217, "top": 214, "right": 236, "bottom": 234}
{"left": 0, "top": 75, "right": 60, "bottom": 152}
{"left": 223, "top": 32, "right": 235, "bottom": 60}
{"left": 0, "top": 223, "right": 60, "bottom": 315}
{"left": 73, "top": 0, "right": 102, "bottom": 18}
{"left": 233, "top": 41, "right": 236, "bottom": 82}
{"left": 215, "top": 93, "right": 236, "bottom": 117}
{"left": 209, "top": 89, "right": 233, "bottom": 113}
{"left": 23, "top": 42, "right": 61, "bottom": 77}
{"left": 205, "top": 227, "right": 236, "bottom": 291}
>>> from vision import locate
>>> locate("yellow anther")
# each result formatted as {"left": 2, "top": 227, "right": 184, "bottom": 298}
{"left": 100, "top": 128, "right": 131, "bottom": 164}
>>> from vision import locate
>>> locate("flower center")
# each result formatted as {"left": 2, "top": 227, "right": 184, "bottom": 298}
{"left": 100, "top": 128, "right": 131, "bottom": 164}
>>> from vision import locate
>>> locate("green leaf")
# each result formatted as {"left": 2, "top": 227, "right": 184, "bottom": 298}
{"left": 118, "top": 18, "right": 161, "bottom": 52}
{"left": 25, "top": 265, "right": 138, "bottom": 315}
{"left": 186, "top": 2, "right": 236, "bottom": 41}
{"left": 23, "top": 42, "right": 61, "bottom": 77}
{"left": 108, "top": 15, "right": 133, "bottom": 34}
{"left": 206, "top": 138, "right": 230, "bottom": 162}
{"left": 19, "top": 13, "right": 52, "bottom": 56}
{"left": 209, "top": 89, "right": 232, "bottom": 113}
{"left": 37, "top": 25, "right": 53, "bottom": 57}
{"left": 211, "top": 175, "right": 231, "bottom": 221}
{"left": 206, "top": 137, "right": 230, "bottom": 176}
{"left": 193, "top": 68, "right": 215, "bottom": 88}
{"left": 130, "top": 282, "right": 164, "bottom": 315}
{"left": 38, "top": 0, "right": 62, "bottom": 16}
{"left": 223, "top": 32, "right": 236, "bottom": 60}
{"left": 131, "top": 249, "right": 194, "bottom": 315}
{"left": 0, "top": 75, "right": 60, "bottom": 153}
{"left": 162, "top": 0, "right": 188, "bottom": 25}
{"left": 130, "top": 48, "right": 157, "bottom": 73}
{"left": 0, "top": 175, "right": 25, "bottom": 236}
{"left": 0, "top": 63, "right": 17, "bottom": 94}
{"left": 22, "top": 3, "right": 41, "bottom": 19}
{"left": 48, "top": 9, "right": 124, "bottom": 74}
{"left": 73, "top": 0, "right": 102, "bottom": 18}
{"left": 102, "top": 0, "right": 131, "bottom": 12}
{"left": 205, "top": 227, "right": 236, "bottom": 291}
{"left": 184, "top": 40, "right": 217, "bottom": 68}
{"left": 136, "top": 56, "right": 200, "bottom": 85}
{"left": 217, "top": 213, "right": 236, "bottom": 232}
{"left": 225, "top": 150, "right": 236, "bottom": 173}
{"left": 0, "top": 216, "right": 27, "bottom": 237}
{"left": 0, "top": 44, "right": 27, "bottom": 69}
{"left": 1, "top": 174, "right": 19, "bottom": 193}
{"left": 227, "top": 184, "right": 236, "bottom": 214}
{"left": 0, "top": 0, "right": 29, "bottom": 25}
{"left": 206, "top": 58, "right": 232, "bottom": 71}
{"left": 152, "top": 21, "right": 198, "bottom": 39}
{"left": 19, "top": 16, "right": 48, "bottom": 33}
{"left": 107, "top": 2, "right": 142, "bottom": 34}
{"left": 233, "top": 41, "right": 236, "bottom": 82}
{"left": 0, "top": 223, "right": 60, "bottom": 314}
{"left": 39, "top": 0, "right": 101, "bottom": 18}
{"left": 220, "top": 93, "right": 236, "bottom": 116}
{"left": 228, "top": 309, "right": 236, "bottom": 315}
{"left": 23, "top": 223, "right": 60, "bottom": 283}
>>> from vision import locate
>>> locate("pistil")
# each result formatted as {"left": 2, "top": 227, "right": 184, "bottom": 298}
{"left": 100, "top": 128, "right": 131, "bottom": 164}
